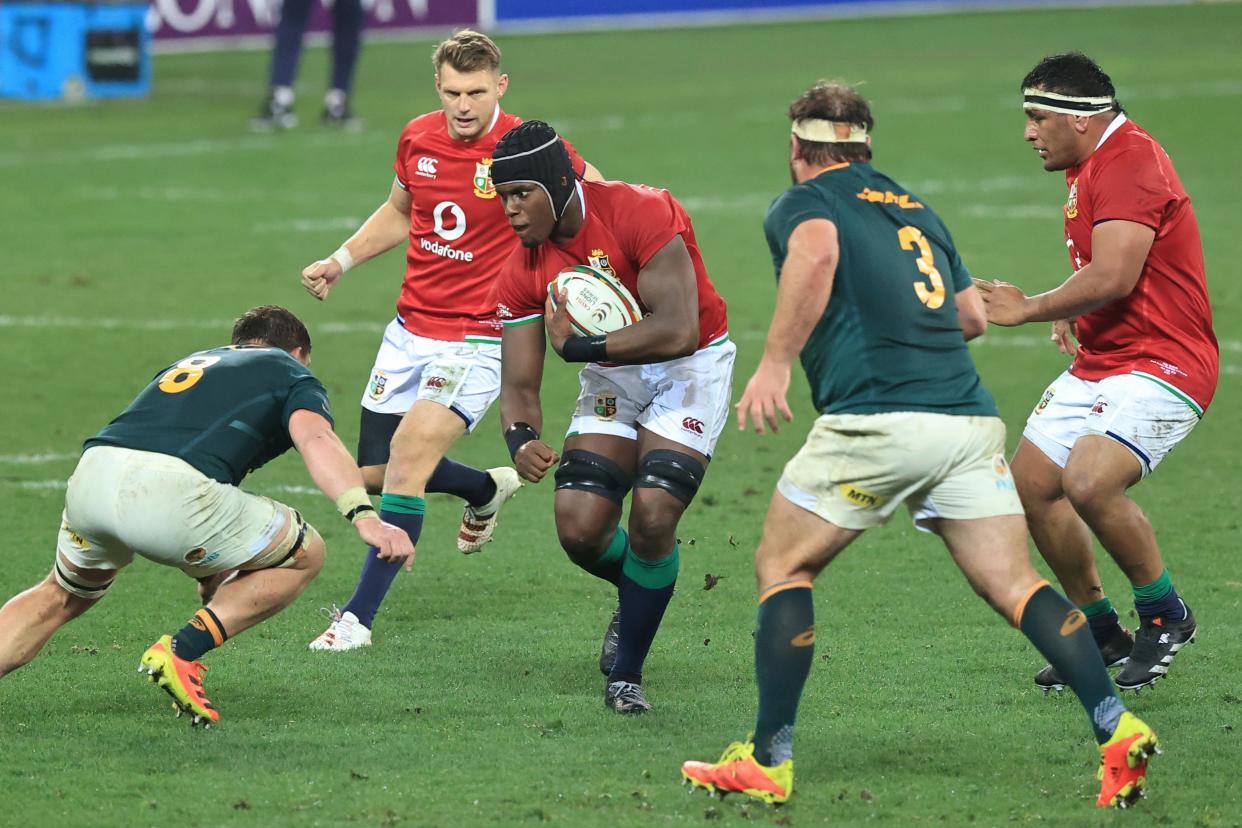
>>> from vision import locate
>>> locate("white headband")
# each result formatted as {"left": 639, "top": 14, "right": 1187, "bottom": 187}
{"left": 791, "top": 118, "right": 869, "bottom": 144}
{"left": 1022, "top": 88, "right": 1114, "bottom": 116}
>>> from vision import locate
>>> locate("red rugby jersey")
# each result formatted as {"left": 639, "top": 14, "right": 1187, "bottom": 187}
{"left": 392, "top": 110, "right": 584, "bottom": 342}
{"left": 495, "top": 180, "right": 729, "bottom": 350}
{"left": 1062, "top": 115, "right": 1217, "bottom": 411}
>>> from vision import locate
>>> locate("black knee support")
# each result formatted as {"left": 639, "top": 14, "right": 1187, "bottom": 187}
{"left": 554, "top": 449, "right": 632, "bottom": 504}
{"left": 357, "top": 408, "right": 403, "bottom": 467}
{"left": 634, "top": 449, "right": 705, "bottom": 505}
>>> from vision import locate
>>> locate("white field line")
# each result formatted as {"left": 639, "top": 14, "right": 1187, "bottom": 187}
{"left": 5, "top": 78, "right": 1241, "bottom": 169}
{"left": 253, "top": 217, "right": 364, "bottom": 234}
{"left": 8, "top": 479, "right": 321, "bottom": 495}
{"left": 0, "top": 452, "right": 79, "bottom": 464}
{"left": 1, "top": 315, "right": 1238, "bottom": 355}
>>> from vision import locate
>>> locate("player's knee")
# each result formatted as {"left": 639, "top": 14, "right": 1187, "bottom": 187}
{"left": 554, "top": 450, "right": 632, "bottom": 505}
{"left": 634, "top": 449, "right": 705, "bottom": 506}
{"left": 627, "top": 507, "right": 680, "bottom": 557}
{"left": 556, "top": 522, "right": 611, "bottom": 565}
{"left": 1061, "top": 465, "right": 1117, "bottom": 516}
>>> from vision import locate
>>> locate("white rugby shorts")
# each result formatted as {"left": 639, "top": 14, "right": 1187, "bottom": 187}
{"left": 566, "top": 336, "right": 736, "bottom": 457}
{"left": 1022, "top": 370, "right": 1201, "bottom": 477}
{"left": 361, "top": 318, "right": 501, "bottom": 431}
{"left": 777, "top": 412, "right": 1024, "bottom": 531}
{"left": 56, "top": 446, "right": 306, "bottom": 591}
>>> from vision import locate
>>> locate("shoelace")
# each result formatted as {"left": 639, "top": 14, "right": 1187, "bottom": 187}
{"left": 718, "top": 741, "right": 755, "bottom": 764}
{"left": 318, "top": 604, "right": 343, "bottom": 622}
{"left": 609, "top": 682, "right": 645, "bottom": 703}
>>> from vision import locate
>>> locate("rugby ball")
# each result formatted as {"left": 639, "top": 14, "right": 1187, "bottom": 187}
{"left": 549, "top": 264, "right": 644, "bottom": 336}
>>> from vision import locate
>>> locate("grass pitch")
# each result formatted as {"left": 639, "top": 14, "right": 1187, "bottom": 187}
{"left": 2, "top": 3, "right": 1241, "bottom": 826}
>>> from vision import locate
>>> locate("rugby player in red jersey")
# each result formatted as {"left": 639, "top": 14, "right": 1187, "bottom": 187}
{"left": 977, "top": 53, "right": 1218, "bottom": 693}
{"left": 490, "top": 120, "right": 734, "bottom": 714}
{"left": 299, "top": 31, "right": 602, "bottom": 651}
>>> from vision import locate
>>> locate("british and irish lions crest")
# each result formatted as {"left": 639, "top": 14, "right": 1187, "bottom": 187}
{"left": 368, "top": 370, "right": 388, "bottom": 401}
{"left": 1064, "top": 178, "right": 1079, "bottom": 219}
{"left": 594, "top": 394, "right": 617, "bottom": 420}
{"left": 588, "top": 248, "right": 615, "bottom": 276}
{"left": 474, "top": 158, "right": 496, "bottom": 199}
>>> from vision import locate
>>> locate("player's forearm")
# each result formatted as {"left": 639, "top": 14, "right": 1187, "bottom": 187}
{"left": 500, "top": 386, "right": 544, "bottom": 434}
{"left": 598, "top": 314, "right": 699, "bottom": 364}
{"left": 1025, "top": 262, "right": 1131, "bottom": 322}
{"left": 337, "top": 200, "right": 410, "bottom": 268}
{"left": 298, "top": 429, "right": 367, "bottom": 503}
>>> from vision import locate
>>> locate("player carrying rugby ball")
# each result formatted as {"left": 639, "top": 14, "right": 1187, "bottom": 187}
{"left": 490, "top": 120, "right": 733, "bottom": 715}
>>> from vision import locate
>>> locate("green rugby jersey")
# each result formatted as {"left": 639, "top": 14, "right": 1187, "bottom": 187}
{"left": 85, "top": 345, "right": 333, "bottom": 485}
{"left": 764, "top": 162, "right": 997, "bottom": 417}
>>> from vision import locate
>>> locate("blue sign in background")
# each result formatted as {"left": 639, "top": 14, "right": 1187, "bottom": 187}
{"left": 497, "top": 0, "right": 941, "bottom": 21}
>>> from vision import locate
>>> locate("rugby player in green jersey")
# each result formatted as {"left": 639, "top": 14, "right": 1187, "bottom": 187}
{"left": 680, "top": 83, "right": 1156, "bottom": 809}
{"left": 0, "top": 306, "right": 413, "bottom": 726}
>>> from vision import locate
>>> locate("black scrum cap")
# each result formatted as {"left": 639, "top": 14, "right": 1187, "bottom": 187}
{"left": 491, "top": 120, "right": 576, "bottom": 218}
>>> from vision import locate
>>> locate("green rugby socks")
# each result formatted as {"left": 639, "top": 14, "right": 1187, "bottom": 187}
{"left": 171, "top": 607, "right": 228, "bottom": 662}
{"left": 753, "top": 582, "right": 815, "bottom": 766}
{"left": 1018, "top": 583, "right": 1124, "bottom": 742}
{"left": 1132, "top": 568, "right": 1186, "bottom": 621}
{"left": 609, "top": 544, "right": 679, "bottom": 683}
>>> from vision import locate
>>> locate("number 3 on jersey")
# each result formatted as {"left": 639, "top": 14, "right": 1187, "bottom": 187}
{"left": 898, "top": 226, "right": 945, "bottom": 310}
{"left": 159, "top": 355, "right": 220, "bottom": 394}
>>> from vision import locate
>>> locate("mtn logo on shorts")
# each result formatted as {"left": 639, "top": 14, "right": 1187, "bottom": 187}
{"left": 594, "top": 395, "right": 617, "bottom": 420}
{"left": 839, "top": 484, "right": 886, "bottom": 509}
{"left": 368, "top": 371, "right": 388, "bottom": 401}
{"left": 184, "top": 547, "right": 207, "bottom": 564}
{"left": 425, "top": 375, "right": 448, "bottom": 389}
{"left": 61, "top": 520, "right": 88, "bottom": 549}
{"left": 681, "top": 417, "right": 704, "bottom": 435}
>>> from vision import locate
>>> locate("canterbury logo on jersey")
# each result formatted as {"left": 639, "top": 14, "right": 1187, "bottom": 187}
{"left": 416, "top": 156, "right": 438, "bottom": 178}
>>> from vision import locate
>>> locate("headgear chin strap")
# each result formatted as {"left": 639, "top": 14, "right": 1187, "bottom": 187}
{"left": 491, "top": 120, "right": 576, "bottom": 219}
{"left": 1022, "top": 88, "right": 1115, "bottom": 116}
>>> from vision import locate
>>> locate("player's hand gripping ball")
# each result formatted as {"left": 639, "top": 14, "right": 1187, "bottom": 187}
{"left": 548, "top": 265, "right": 643, "bottom": 336}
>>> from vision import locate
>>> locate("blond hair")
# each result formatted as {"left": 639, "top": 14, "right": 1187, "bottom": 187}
{"left": 432, "top": 29, "right": 501, "bottom": 73}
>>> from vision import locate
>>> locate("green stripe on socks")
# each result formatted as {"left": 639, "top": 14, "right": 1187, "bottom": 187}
{"left": 1079, "top": 597, "right": 1114, "bottom": 618}
{"left": 1132, "top": 569, "right": 1172, "bottom": 602}
{"left": 379, "top": 493, "right": 426, "bottom": 515}
{"left": 621, "top": 543, "right": 679, "bottom": 589}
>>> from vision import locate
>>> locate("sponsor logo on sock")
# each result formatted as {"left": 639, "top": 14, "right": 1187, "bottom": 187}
{"left": 189, "top": 616, "right": 208, "bottom": 633}
{"left": 790, "top": 627, "right": 816, "bottom": 647}
{"left": 1060, "top": 608, "right": 1087, "bottom": 636}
